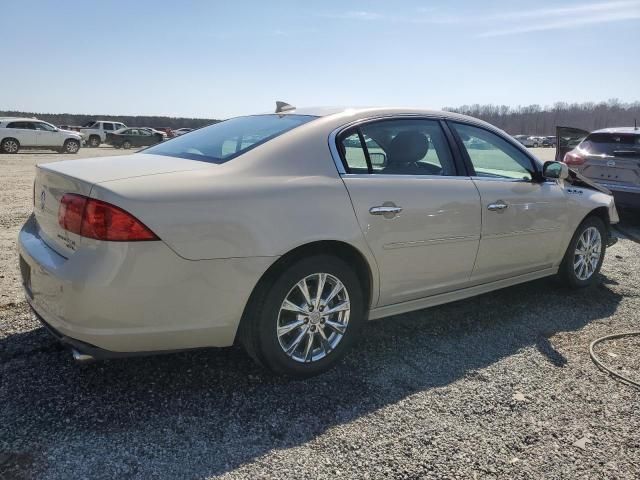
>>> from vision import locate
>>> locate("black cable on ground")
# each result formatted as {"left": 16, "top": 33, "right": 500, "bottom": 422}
{"left": 589, "top": 332, "right": 640, "bottom": 390}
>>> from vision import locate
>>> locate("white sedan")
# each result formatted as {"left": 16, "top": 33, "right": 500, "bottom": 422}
{"left": 19, "top": 105, "right": 619, "bottom": 377}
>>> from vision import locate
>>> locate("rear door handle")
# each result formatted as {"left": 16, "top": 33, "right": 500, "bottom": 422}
{"left": 369, "top": 205, "right": 403, "bottom": 216}
{"left": 487, "top": 201, "right": 508, "bottom": 212}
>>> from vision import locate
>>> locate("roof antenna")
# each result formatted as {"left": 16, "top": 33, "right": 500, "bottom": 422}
{"left": 275, "top": 101, "right": 296, "bottom": 114}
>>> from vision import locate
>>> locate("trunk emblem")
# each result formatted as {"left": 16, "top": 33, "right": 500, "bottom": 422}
{"left": 40, "top": 190, "right": 46, "bottom": 210}
{"left": 606, "top": 160, "right": 616, "bottom": 167}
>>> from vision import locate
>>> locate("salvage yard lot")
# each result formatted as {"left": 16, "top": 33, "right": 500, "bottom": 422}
{"left": 1, "top": 147, "right": 639, "bottom": 479}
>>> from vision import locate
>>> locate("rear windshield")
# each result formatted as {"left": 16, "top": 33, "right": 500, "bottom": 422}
{"left": 580, "top": 133, "right": 640, "bottom": 156}
{"left": 143, "top": 114, "right": 317, "bottom": 163}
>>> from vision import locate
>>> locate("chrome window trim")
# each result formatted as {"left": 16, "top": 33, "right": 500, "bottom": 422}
{"left": 327, "top": 113, "right": 451, "bottom": 177}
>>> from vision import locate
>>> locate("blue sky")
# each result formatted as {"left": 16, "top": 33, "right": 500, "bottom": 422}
{"left": 1, "top": 0, "right": 639, "bottom": 118}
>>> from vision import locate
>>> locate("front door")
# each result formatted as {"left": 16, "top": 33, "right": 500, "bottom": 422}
{"left": 34, "top": 122, "right": 61, "bottom": 147}
{"left": 449, "top": 122, "right": 568, "bottom": 283}
{"left": 337, "top": 118, "right": 482, "bottom": 306}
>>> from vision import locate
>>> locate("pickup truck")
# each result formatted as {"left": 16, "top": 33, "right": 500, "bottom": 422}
{"left": 80, "top": 120, "right": 127, "bottom": 147}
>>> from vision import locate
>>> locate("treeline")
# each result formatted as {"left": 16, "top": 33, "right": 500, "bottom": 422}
{"left": 444, "top": 99, "right": 640, "bottom": 135}
{"left": 0, "top": 110, "right": 220, "bottom": 129}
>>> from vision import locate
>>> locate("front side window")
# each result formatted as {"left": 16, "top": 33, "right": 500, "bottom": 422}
{"left": 339, "top": 118, "right": 456, "bottom": 176}
{"left": 144, "top": 114, "right": 317, "bottom": 163}
{"left": 452, "top": 123, "right": 534, "bottom": 180}
{"left": 34, "top": 122, "right": 56, "bottom": 131}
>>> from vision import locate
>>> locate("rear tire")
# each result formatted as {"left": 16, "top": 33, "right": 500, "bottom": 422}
{"left": 1, "top": 138, "right": 20, "bottom": 153}
{"left": 123, "top": 140, "right": 131, "bottom": 149}
{"left": 240, "top": 255, "right": 365, "bottom": 378}
{"left": 558, "top": 216, "right": 607, "bottom": 288}
{"left": 88, "top": 135, "right": 100, "bottom": 148}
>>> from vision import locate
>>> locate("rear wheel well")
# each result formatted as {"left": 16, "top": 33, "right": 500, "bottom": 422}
{"left": 236, "top": 241, "right": 374, "bottom": 342}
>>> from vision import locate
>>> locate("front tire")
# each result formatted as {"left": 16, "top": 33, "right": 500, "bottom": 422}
{"left": 62, "top": 139, "right": 80, "bottom": 154}
{"left": 1, "top": 138, "right": 20, "bottom": 153}
{"left": 558, "top": 216, "right": 607, "bottom": 288}
{"left": 240, "top": 255, "right": 366, "bottom": 378}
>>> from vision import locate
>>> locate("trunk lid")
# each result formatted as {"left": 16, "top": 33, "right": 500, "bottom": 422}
{"left": 34, "top": 167, "right": 92, "bottom": 257}
{"left": 580, "top": 153, "right": 640, "bottom": 186}
{"left": 34, "top": 154, "right": 213, "bottom": 256}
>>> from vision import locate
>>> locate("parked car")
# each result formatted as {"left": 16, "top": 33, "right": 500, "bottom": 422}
{"left": 513, "top": 135, "right": 538, "bottom": 147}
{"left": 80, "top": 120, "right": 127, "bottom": 147}
{"left": 153, "top": 127, "right": 175, "bottom": 138}
{"left": 0, "top": 118, "right": 82, "bottom": 154}
{"left": 140, "top": 127, "right": 168, "bottom": 140}
{"left": 542, "top": 136, "right": 557, "bottom": 148}
{"left": 105, "top": 128, "right": 164, "bottom": 149}
{"left": 19, "top": 106, "right": 618, "bottom": 377}
{"left": 173, "top": 128, "right": 193, "bottom": 136}
{"left": 558, "top": 126, "right": 640, "bottom": 208}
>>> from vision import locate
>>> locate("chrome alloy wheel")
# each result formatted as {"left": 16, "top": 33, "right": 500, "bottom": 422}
{"left": 277, "top": 273, "right": 350, "bottom": 363}
{"left": 574, "top": 226, "right": 602, "bottom": 281}
{"left": 4, "top": 140, "right": 18, "bottom": 153}
{"left": 66, "top": 141, "right": 79, "bottom": 153}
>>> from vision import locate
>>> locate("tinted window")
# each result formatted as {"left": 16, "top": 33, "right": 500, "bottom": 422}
{"left": 580, "top": 133, "right": 640, "bottom": 156}
{"left": 452, "top": 123, "right": 534, "bottom": 180}
{"left": 339, "top": 119, "right": 455, "bottom": 176}
{"left": 144, "top": 114, "right": 316, "bottom": 163}
{"left": 103, "top": 123, "right": 114, "bottom": 131}
{"left": 7, "top": 121, "right": 35, "bottom": 129}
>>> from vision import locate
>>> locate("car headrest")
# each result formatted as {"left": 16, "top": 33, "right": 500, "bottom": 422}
{"left": 387, "top": 131, "right": 429, "bottom": 164}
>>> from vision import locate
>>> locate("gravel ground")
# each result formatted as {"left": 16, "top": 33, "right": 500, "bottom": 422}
{"left": 1, "top": 147, "right": 639, "bottom": 479}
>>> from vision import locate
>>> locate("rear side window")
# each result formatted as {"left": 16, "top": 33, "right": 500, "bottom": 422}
{"left": 103, "top": 123, "right": 114, "bottom": 131}
{"left": 144, "top": 114, "right": 317, "bottom": 163}
{"left": 7, "top": 122, "right": 35, "bottom": 129}
{"left": 580, "top": 133, "right": 640, "bottom": 156}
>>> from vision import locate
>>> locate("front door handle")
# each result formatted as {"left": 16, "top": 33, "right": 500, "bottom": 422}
{"left": 487, "top": 201, "right": 508, "bottom": 212}
{"left": 369, "top": 205, "right": 403, "bottom": 216}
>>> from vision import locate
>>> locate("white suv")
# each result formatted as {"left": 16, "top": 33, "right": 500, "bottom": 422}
{"left": 0, "top": 118, "right": 83, "bottom": 154}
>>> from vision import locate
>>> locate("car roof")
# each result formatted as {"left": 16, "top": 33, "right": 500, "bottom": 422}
{"left": 590, "top": 127, "right": 640, "bottom": 135}
{"left": 265, "top": 106, "right": 506, "bottom": 132}
{"left": 0, "top": 117, "right": 42, "bottom": 122}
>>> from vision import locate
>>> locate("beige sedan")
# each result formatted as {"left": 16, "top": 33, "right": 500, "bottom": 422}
{"left": 19, "top": 105, "right": 619, "bottom": 377}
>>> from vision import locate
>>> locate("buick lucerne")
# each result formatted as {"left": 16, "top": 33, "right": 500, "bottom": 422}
{"left": 19, "top": 105, "right": 619, "bottom": 377}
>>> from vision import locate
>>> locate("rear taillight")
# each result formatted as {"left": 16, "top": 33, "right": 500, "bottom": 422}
{"left": 58, "top": 194, "right": 158, "bottom": 241}
{"left": 563, "top": 151, "right": 585, "bottom": 166}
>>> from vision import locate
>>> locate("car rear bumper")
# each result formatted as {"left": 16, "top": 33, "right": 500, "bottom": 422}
{"left": 18, "top": 214, "right": 275, "bottom": 354}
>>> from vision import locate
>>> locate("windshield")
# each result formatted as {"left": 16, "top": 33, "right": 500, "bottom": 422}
{"left": 143, "top": 114, "right": 317, "bottom": 163}
{"left": 580, "top": 132, "right": 640, "bottom": 156}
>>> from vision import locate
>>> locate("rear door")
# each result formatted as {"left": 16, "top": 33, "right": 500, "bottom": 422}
{"left": 337, "top": 117, "right": 482, "bottom": 306}
{"left": 450, "top": 122, "right": 568, "bottom": 283}
{"left": 556, "top": 126, "right": 589, "bottom": 161}
{"left": 6, "top": 121, "right": 37, "bottom": 146}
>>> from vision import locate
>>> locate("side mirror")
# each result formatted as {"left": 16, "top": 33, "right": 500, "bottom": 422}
{"left": 369, "top": 152, "right": 387, "bottom": 168}
{"left": 543, "top": 160, "right": 568, "bottom": 180}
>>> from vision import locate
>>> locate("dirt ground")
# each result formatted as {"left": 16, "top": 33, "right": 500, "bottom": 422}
{"left": 1, "top": 146, "right": 640, "bottom": 479}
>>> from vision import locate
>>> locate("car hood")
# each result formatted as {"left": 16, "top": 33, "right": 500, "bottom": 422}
{"left": 566, "top": 168, "right": 612, "bottom": 195}
{"left": 38, "top": 153, "right": 214, "bottom": 185}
